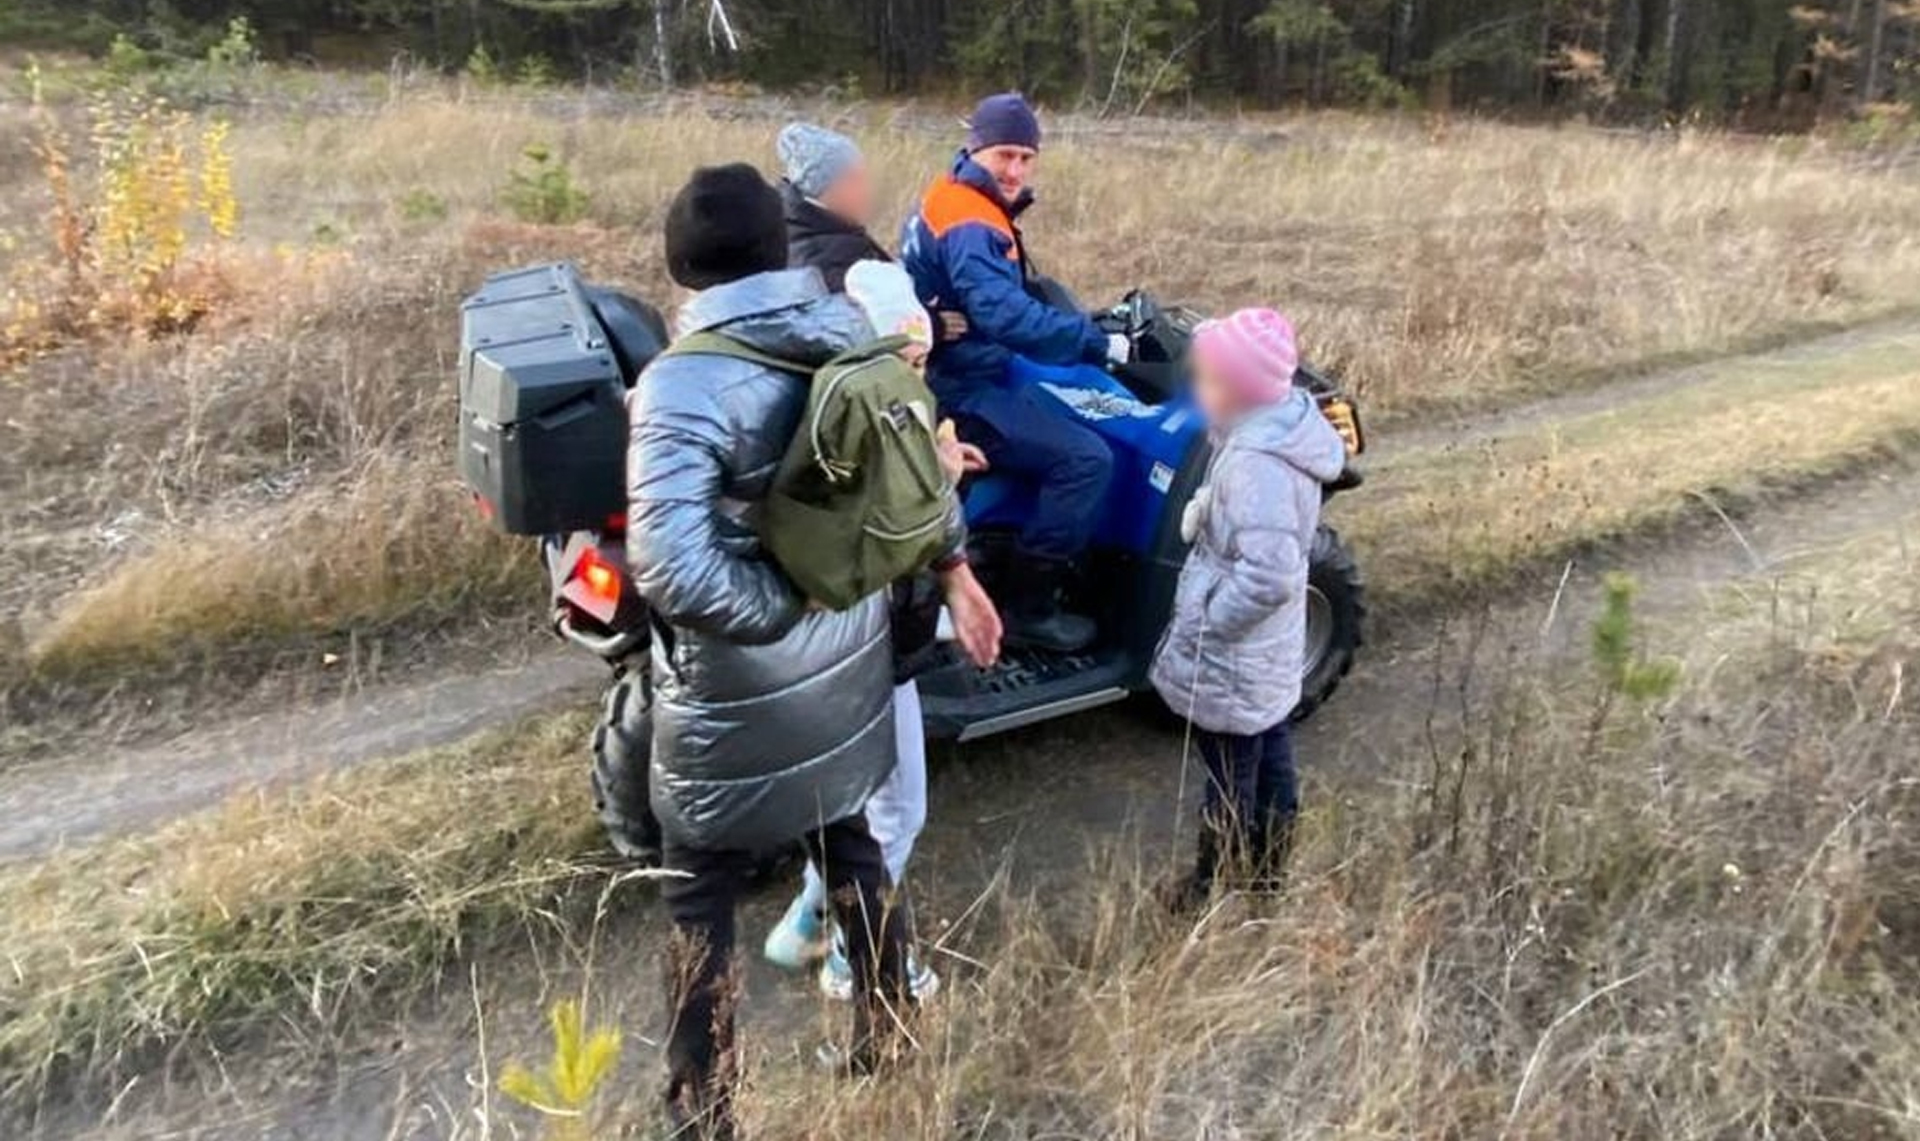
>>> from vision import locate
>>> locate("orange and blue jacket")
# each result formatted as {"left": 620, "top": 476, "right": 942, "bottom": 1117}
{"left": 899, "top": 151, "right": 1108, "bottom": 405}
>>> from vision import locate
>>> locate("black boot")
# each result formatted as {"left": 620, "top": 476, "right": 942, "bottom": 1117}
{"left": 1005, "top": 555, "right": 1097, "bottom": 653}
{"left": 1161, "top": 823, "right": 1223, "bottom": 915}
{"left": 664, "top": 1080, "right": 736, "bottom": 1141}
{"left": 1249, "top": 810, "right": 1296, "bottom": 892}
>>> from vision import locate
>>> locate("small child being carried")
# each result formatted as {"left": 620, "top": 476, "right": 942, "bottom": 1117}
{"left": 1151, "top": 308, "right": 1348, "bottom": 907}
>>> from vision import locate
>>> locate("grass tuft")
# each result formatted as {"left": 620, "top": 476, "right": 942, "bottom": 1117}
{"left": 0, "top": 711, "right": 599, "bottom": 1098}
{"left": 26, "top": 455, "right": 535, "bottom": 676}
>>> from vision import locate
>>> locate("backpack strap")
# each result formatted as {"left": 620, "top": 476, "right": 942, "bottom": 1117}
{"left": 664, "top": 331, "right": 814, "bottom": 376}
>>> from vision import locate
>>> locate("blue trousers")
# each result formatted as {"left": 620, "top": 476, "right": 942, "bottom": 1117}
{"left": 946, "top": 361, "right": 1115, "bottom": 561}
{"left": 1197, "top": 720, "right": 1298, "bottom": 844}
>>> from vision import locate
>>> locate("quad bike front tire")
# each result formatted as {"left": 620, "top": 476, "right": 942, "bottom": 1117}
{"left": 591, "top": 671, "right": 663, "bottom": 866}
{"left": 1292, "top": 525, "right": 1366, "bottom": 723}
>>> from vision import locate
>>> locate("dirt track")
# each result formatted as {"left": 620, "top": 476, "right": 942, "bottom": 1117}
{"left": 0, "top": 648, "right": 603, "bottom": 860}
{"left": 30, "top": 461, "right": 1920, "bottom": 1141}
{"left": 19, "top": 383, "right": 1920, "bottom": 1136}
{"left": 4, "top": 320, "right": 1917, "bottom": 866}
{"left": 1379, "top": 317, "right": 1920, "bottom": 457}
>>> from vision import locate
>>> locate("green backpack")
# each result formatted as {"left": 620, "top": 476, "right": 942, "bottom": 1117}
{"left": 666, "top": 332, "right": 956, "bottom": 610}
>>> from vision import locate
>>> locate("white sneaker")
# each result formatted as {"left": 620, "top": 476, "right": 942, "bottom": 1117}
{"left": 818, "top": 942, "right": 940, "bottom": 1002}
{"left": 763, "top": 891, "right": 829, "bottom": 969}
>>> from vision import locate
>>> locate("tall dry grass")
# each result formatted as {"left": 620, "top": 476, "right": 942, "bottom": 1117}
{"left": 27, "top": 454, "right": 532, "bottom": 675}
{"left": 225, "top": 98, "right": 1920, "bottom": 416}
{"left": 0, "top": 711, "right": 600, "bottom": 1098}
{"left": 1, "top": 223, "right": 564, "bottom": 710}
{"left": 2, "top": 516, "right": 1913, "bottom": 1129}
{"left": 9, "top": 88, "right": 1920, "bottom": 726}
{"left": 733, "top": 555, "right": 1920, "bottom": 1140}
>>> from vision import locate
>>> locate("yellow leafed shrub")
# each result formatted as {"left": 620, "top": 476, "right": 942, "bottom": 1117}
{"left": 3, "top": 89, "right": 242, "bottom": 364}
{"left": 198, "top": 118, "right": 239, "bottom": 240}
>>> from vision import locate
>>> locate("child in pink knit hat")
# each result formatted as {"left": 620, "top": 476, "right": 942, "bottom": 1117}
{"left": 1152, "top": 307, "right": 1348, "bottom": 908}
{"left": 1190, "top": 306, "right": 1301, "bottom": 422}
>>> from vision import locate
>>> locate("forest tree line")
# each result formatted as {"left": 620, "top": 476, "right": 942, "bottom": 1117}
{"left": 2, "top": 0, "right": 1915, "bottom": 122}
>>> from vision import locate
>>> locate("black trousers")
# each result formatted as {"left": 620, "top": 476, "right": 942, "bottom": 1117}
{"left": 1194, "top": 721, "right": 1299, "bottom": 887}
{"left": 659, "top": 814, "right": 912, "bottom": 1133}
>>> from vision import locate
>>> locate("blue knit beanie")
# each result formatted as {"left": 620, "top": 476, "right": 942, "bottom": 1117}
{"left": 965, "top": 93, "right": 1042, "bottom": 153}
{"left": 776, "top": 122, "right": 861, "bottom": 199}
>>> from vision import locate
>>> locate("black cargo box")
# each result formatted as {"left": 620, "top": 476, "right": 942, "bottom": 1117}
{"left": 458, "top": 263, "right": 665, "bottom": 535}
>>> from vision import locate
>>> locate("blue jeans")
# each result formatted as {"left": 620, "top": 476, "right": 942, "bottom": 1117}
{"left": 1197, "top": 720, "right": 1298, "bottom": 853}
{"left": 946, "top": 360, "right": 1114, "bottom": 561}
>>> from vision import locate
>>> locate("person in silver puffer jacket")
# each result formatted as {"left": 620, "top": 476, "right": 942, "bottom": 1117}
{"left": 630, "top": 269, "right": 895, "bottom": 851}
{"left": 627, "top": 164, "right": 915, "bottom": 1140}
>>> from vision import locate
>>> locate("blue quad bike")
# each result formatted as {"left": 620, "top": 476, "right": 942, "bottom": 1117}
{"left": 456, "top": 265, "right": 1367, "bottom": 861}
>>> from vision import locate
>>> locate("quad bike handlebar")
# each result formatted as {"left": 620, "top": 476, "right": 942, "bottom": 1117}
{"left": 1095, "top": 290, "right": 1162, "bottom": 342}
{"left": 1093, "top": 289, "right": 1365, "bottom": 452}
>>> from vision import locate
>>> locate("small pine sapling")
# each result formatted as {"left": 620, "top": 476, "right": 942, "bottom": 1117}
{"left": 1584, "top": 572, "right": 1682, "bottom": 757}
{"left": 1591, "top": 572, "right": 1682, "bottom": 702}
{"left": 497, "top": 999, "right": 622, "bottom": 1139}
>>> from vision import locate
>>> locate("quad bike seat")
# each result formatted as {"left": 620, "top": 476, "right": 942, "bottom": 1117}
{"left": 588, "top": 288, "right": 670, "bottom": 382}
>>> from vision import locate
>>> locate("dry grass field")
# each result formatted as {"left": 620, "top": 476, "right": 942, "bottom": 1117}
{"left": 4, "top": 65, "right": 1920, "bottom": 1140}
{"left": 5, "top": 83, "right": 1920, "bottom": 718}
{"left": 4, "top": 476, "right": 1914, "bottom": 1138}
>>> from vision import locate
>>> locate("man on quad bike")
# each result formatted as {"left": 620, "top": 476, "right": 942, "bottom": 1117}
{"left": 901, "top": 92, "right": 1131, "bottom": 653}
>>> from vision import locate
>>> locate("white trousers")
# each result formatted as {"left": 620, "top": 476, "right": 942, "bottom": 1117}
{"left": 802, "top": 680, "right": 926, "bottom": 904}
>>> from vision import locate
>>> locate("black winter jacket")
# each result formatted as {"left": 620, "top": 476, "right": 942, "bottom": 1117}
{"left": 782, "top": 181, "right": 890, "bottom": 292}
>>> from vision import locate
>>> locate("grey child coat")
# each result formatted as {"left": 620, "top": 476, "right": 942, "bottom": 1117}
{"left": 1150, "top": 389, "right": 1348, "bottom": 736}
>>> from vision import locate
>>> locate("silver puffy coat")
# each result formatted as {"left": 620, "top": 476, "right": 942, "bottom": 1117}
{"left": 626, "top": 268, "right": 895, "bottom": 852}
{"left": 1150, "top": 390, "right": 1347, "bottom": 736}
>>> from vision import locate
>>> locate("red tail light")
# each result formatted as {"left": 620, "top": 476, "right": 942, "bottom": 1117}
{"left": 474, "top": 493, "right": 496, "bottom": 521}
{"left": 576, "top": 546, "right": 621, "bottom": 605}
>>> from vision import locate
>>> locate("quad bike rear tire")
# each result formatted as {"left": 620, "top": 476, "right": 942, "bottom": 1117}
{"left": 1292, "top": 525, "right": 1366, "bottom": 723}
{"left": 591, "top": 671, "right": 663, "bottom": 866}
{"left": 589, "top": 670, "right": 793, "bottom": 882}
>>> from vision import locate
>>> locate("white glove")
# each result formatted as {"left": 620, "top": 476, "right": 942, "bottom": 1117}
{"left": 1106, "top": 333, "right": 1131, "bottom": 365}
